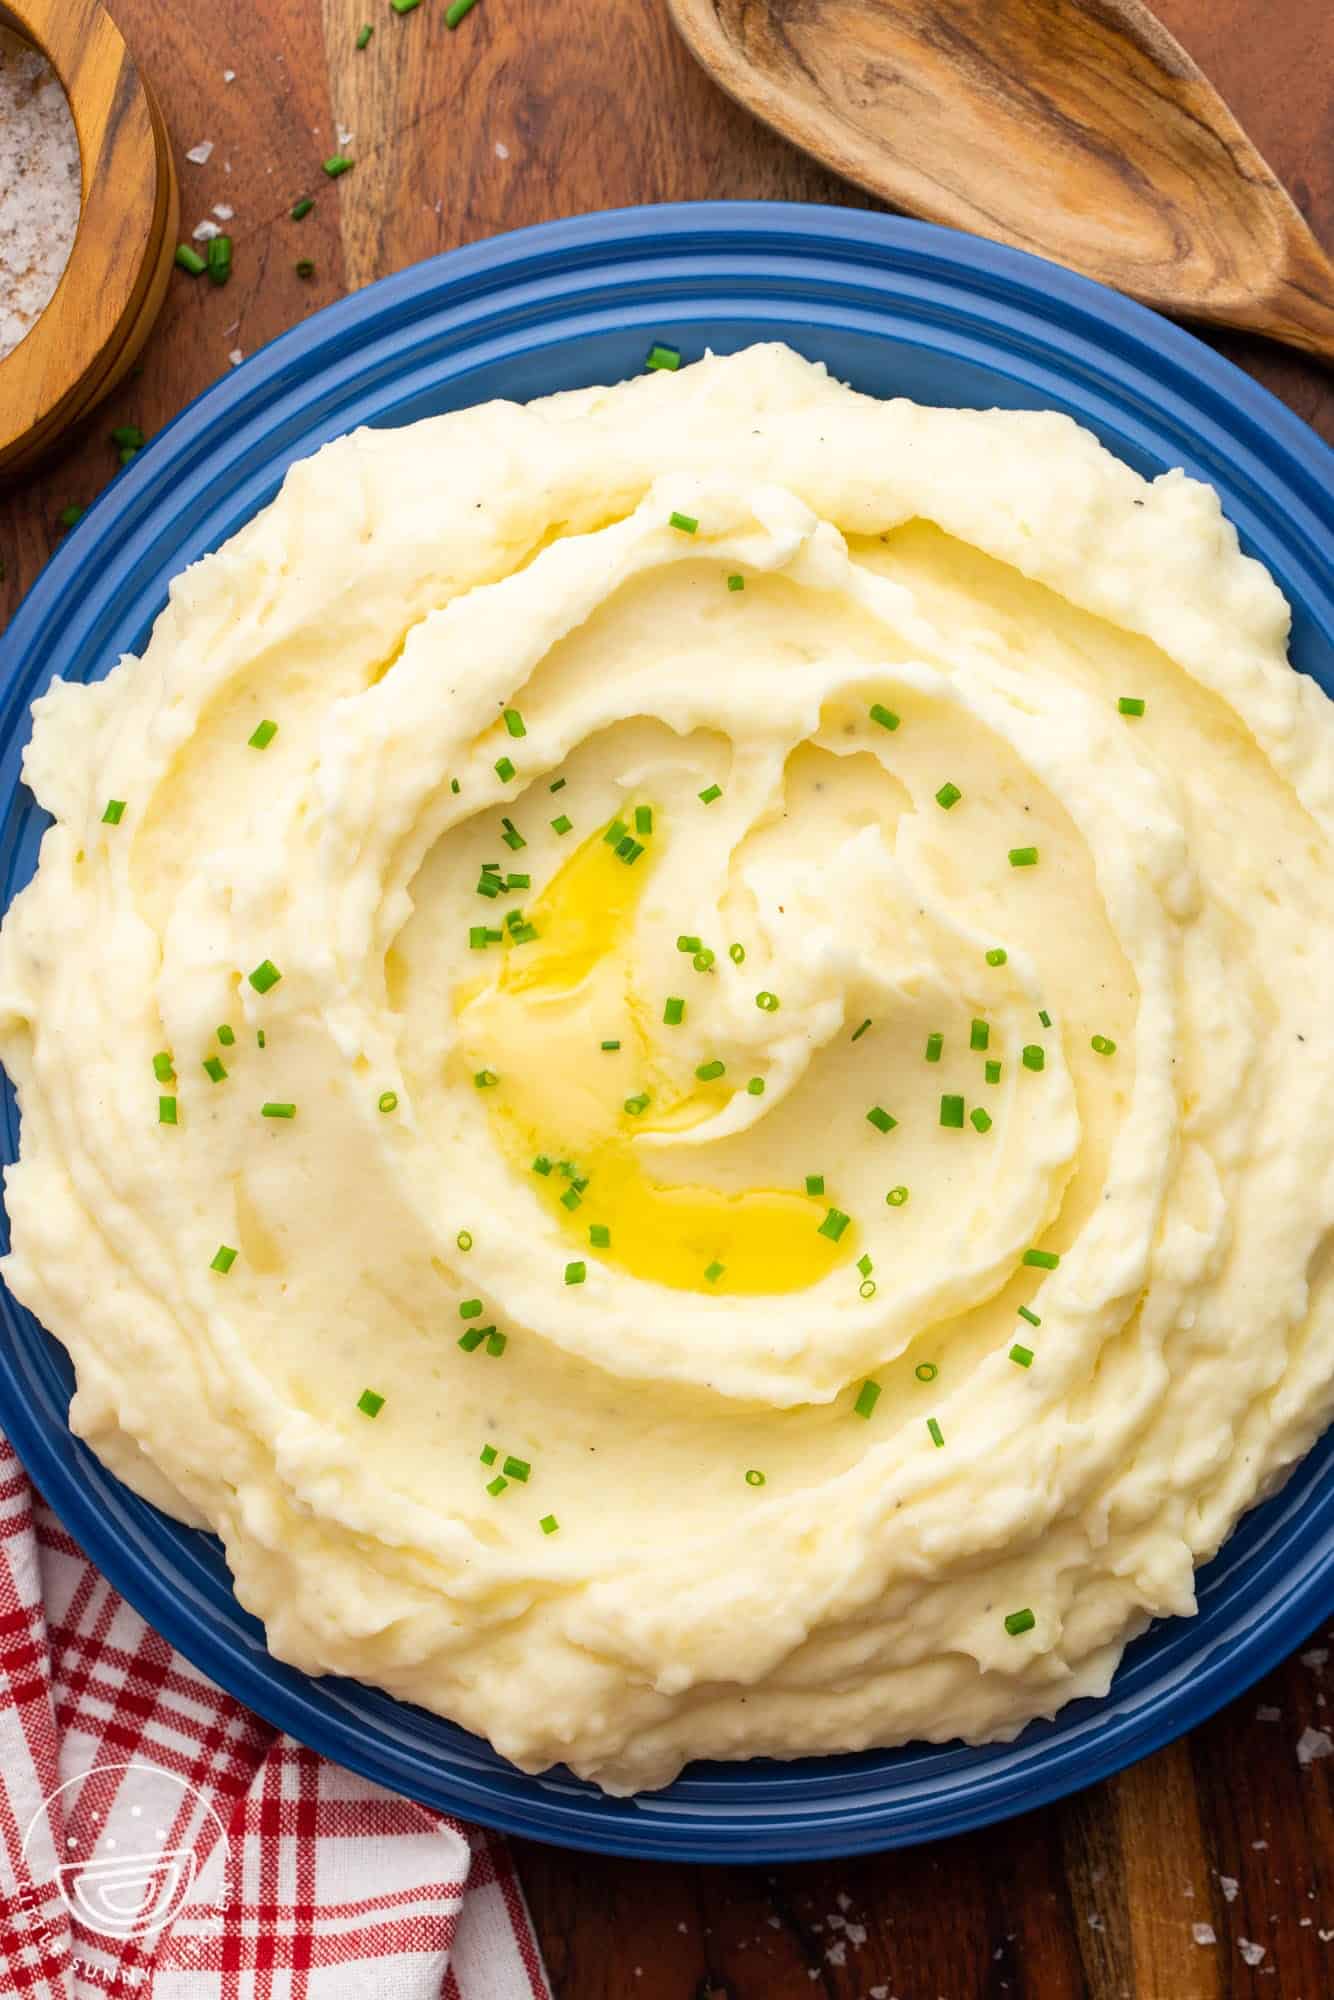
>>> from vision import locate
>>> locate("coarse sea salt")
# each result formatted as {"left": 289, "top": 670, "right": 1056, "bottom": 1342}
{"left": 0, "top": 26, "right": 81, "bottom": 364}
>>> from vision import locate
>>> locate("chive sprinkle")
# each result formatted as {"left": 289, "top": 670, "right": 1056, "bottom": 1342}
{"left": 485, "top": 1329, "right": 507, "bottom": 1356}
{"left": 677, "top": 935, "right": 702, "bottom": 954}
{"left": 503, "top": 708, "right": 526, "bottom": 738}
{"left": 175, "top": 243, "right": 206, "bottom": 274}
{"left": 601, "top": 1039, "right": 620, "bottom": 1052}
{"left": 323, "top": 154, "right": 354, "bottom": 177}
{"left": 1022, "top": 1045, "right": 1045, "bottom": 1072}
{"left": 704, "top": 1260, "right": 725, "bottom": 1283}
{"left": 635, "top": 806, "right": 652, "bottom": 834}
{"left": 559, "top": 1185, "right": 582, "bottom": 1211}
{"left": 532, "top": 1156, "right": 552, "bottom": 1175}
{"left": 851, "top": 1018, "right": 872, "bottom": 1041}
{"left": 261, "top": 1102, "right": 296, "bottom": 1119}
{"left": 58, "top": 504, "right": 84, "bottom": 528}
{"left": 378, "top": 1090, "right": 398, "bottom": 1113}
{"left": 927, "top": 1417, "right": 945, "bottom": 1448}
{"left": 755, "top": 991, "right": 779, "bottom": 1012}
{"left": 495, "top": 756, "right": 516, "bottom": 782}
{"left": 548, "top": 779, "right": 565, "bottom": 795}
{"left": 664, "top": 997, "right": 685, "bottom": 1024}
{"left": 886, "top": 1185, "right": 909, "bottom": 1206}
{"left": 551, "top": 814, "right": 572, "bottom": 836}
{"left": 539, "top": 1513, "right": 560, "bottom": 1533}
{"left": 480, "top": 1444, "right": 497, "bottom": 1464}
{"left": 970, "top": 1019, "right": 990, "bottom": 1051}
{"left": 869, "top": 703, "right": 900, "bottom": 733}
{"left": 985, "top": 1059, "right": 1001, "bottom": 1084}
{"left": 925, "top": 1032, "right": 943, "bottom": 1063}
{"left": 203, "top": 1056, "right": 227, "bottom": 1083}
{"left": 1018, "top": 1305, "right": 1041, "bottom": 1326}
{"left": 935, "top": 782, "right": 962, "bottom": 810}
{"left": 866, "top": 1105, "right": 897, "bottom": 1133}
{"left": 698, "top": 784, "right": 722, "bottom": 805}
{"left": 1004, "top": 1608, "right": 1036, "bottom": 1636}
{"left": 728, "top": 942, "right": 745, "bottom": 964}
{"left": 615, "top": 837, "right": 644, "bottom": 864}
{"left": 805, "top": 1174, "right": 825, "bottom": 1196}
{"left": 152, "top": 1051, "right": 175, "bottom": 1083}
{"left": 1091, "top": 1034, "right": 1117, "bottom": 1055}
{"left": 357, "top": 1389, "right": 385, "bottom": 1418}
{"left": 257, "top": 1030, "right": 266, "bottom": 1048}
{"left": 939, "top": 1094, "right": 964, "bottom": 1128}
{"left": 645, "top": 342, "right": 681, "bottom": 371}
{"left": 859, "top": 1279, "right": 876, "bottom": 1299}
{"left": 249, "top": 959, "right": 282, "bottom": 994}
{"left": 1010, "top": 1343, "right": 1034, "bottom": 1367}
{"left": 747, "top": 1077, "right": 765, "bottom": 1095}
{"left": 565, "top": 1261, "right": 586, "bottom": 1286}
{"left": 459, "top": 1299, "right": 483, "bottom": 1319}
{"left": 500, "top": 818, "right": 525, "bottom": 850}
{"left": 1023, "top": 1248, "right": 1060, "bottom": 1268}
{"left": 986, "top": 947, "right": 1008, "bottom": 966}
{"left": 603, "top": 819, "right": 628, "bottom": 846}
{"left": 249, "top": 719, "right": 279, "bottom": 749}
{"left": 159, "top": 1096, "right": 178, "bottom": 1125}
{"left": 853, "top": 1380, "right": 881, "bottom": 1419}
{"left": 693, "top": 949, "right": 715, "bottom": 972}
{"left": 457, "top": 1230, "right": 473, "bottom": 1251}
{"left": 818, "top": 1207, "right": 850, "bottom": 1242}
{"left": 102, "top": 800, "right": 126, "bottom": 825}
{"left": 590, "top": 1223, "right": 610, "bottom": 1248}
{"left": 355, "top": 24, "right": 372, "bottom": 47}
{"left": 1038, "top": 1009, "right": 1052, "bottom": 1028}
{"left": 205, "top": 235, "right": 232, "bottom": 286}
{"left": 695, "top": 1059, "right": 725, "bottom": 1081}
{"left": 469, "top": 927, "right": 498, "bottom": 948}
{"left": 474, "top": 1070, "right": 498, "bottom": 1088}
{"left": 914, "top": 1361, "right": 937, "bottom": 1382}
{"left": 210, "top": 1245, "right": 237, "bottom": 1273}
{"left": 450, "top": 779, "right": 461, "bottom": 794}
{"left": 744, "top": 1469, "right": 765, "bottom": 1486}
{"left": 503, "top": 1456, "right": 531, "bottom": 1482}
{"left": 624, "top": 1092, "right": 650, "bottom": 1114}
{"left": 669, "top": 511, "right": 698, "bottom": 535}
{"left": 486, "top": 1474, "right": 508, "bottom": 1495}
{"left": 1009, "top": 846, "right": 1039, "bottom": 867}
{"left": 295, "top": 259, "right": 315, "bottom": 281}
{"left": 1118, "top": 697, "right": 1146, "bottom": 716}
{"left": 970, "top": 1106, "right": 992, "bottom": 1133}
{"left": 458, "top": 1327, "right": 487, "bottom": 1352}
{"left": 728, "top": 574, "right": 745, "bottom": 592}
{"left": 290, "top": 197, "right": 314, "bottom": 219}
{"left": 445, "top": 0, "right": 480, "bottom": 25}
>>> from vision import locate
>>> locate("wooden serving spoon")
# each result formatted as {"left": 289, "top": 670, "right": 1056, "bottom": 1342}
{"left": 666, "top": 0, "right": 1334, "bottom": 360}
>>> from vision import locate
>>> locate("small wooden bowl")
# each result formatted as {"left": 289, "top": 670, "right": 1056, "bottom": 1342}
{"left": 0, "top": 0, "right": 178, "bottom": 478}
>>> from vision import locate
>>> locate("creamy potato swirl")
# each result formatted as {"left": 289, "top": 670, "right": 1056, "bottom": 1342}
{"left": 1, "top": 345, "right": 1332, "bottom": 1793}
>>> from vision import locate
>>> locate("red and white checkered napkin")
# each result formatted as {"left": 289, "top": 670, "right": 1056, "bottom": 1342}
{"left": 0, "top": 1436, "right": 551, "bottom": 2000}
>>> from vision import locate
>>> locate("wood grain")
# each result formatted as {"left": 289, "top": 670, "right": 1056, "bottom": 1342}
{"left": 0, "top": 3, "right": 1331, "bottom": 1994}
{"left": 667, "top": 0, "right": 1334, "bottom": 357}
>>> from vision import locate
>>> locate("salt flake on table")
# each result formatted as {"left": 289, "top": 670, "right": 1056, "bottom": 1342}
{"left": 1297, "top": 1726, "right": 1332, "bottom": 1764}
{"left": 495, "top": 141, "right": 510, "bottom": 158}
{"left": 1238, "top": 1939, "right": 1267, "bottom": 1966}
{"left": 185, "top": 141, "right": 214, "bottom": 165}
{"left": 1301, "top": 1648, "right": 1329, "bottom": 1670}
{"left": 223, "top": 70, "right": 235, "bottom": 83}
{"left": 213, "top": 203, "right": 234, "bottom": 220}
{"left": 1192, "top": 1923, "right": 1217, "bottom": 1945}
{"left": 1220, "top": 1875, "right": 1239, "bottom": 1902}
{"left": 192, "top": 219, "right": 220, "bottom": 241}
{"left": 228, "top": 348, "right": 243, "bottom": 366}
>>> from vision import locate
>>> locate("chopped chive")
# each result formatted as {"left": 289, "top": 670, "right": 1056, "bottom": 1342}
{"left": 1023, "top": 1248, "right": 1060, "bottom": 1269}
{"left": 805, "top": 1174, "right": 825, "bottom": 1196}
{"left": 118, "top": 446, "right": 139, "bottom": 467}
{"left": 58, "top": 504, "right": 84, "bottom": 528}
{"left": 551, "top": 814, "right": 572, "bottom": 836}
{"left": 859, "top": 1279, "right": 876, "bottom": 1299}
{"left": 461, "top": 1324, "right": 494, "bottom": 1350}
{"left": 914, "top": 1361, "right": 937, "bottom": 1382}
{"left": 290, "top": 196, "right": 314, "bottom": 219}
{"left": 260, "top": 1102, "right": 296, "bottom": 1119}
{"left": 1018, "top": 1305, "right": 1041, "bottom": 1326}
{"left": 470, "top": 926, "right": 498, "bottom": 948}
{"left": 695, "top": 1059, "right": 725, "bottom": 1081}
{"left": 645, "top": 342, "right": 680, "bottom": 371}
{"left": 677, "top": 935, "right": 702, "bottom": 954}
{"left": 698, "top": 784, "right": 722, "bottom": 805}
{"left": 445, "top": 0, "right": 480, "bottom": 24}
{"left": 205, "top": 235, "right": 233, "bottom": 286}
{"left": 728, "top": 942, "right": 745, "bottom": 964}
{"left": 159, "top": 1096, "right": 178, "bottom": 1125}
{"left": 624, "top": 1092, "right": 650, "bottom": 1115}
{"left": 506, "top": 873, "right": 530, "bottom": 890}
{"left": 457, "top": 1229, "right": 473, "bottom": 1251}
{"left": 603, "top": 818, "right": 628, "bottom": 846}
{"left": 939, "top": 1094, "right": 964, "bottom": 1128}
{"left": 485, "top": 1329, "right": 507, "bottom": 1356}
{"left": 539, "top": 1513, "right": 559, "bottom": 1533}
{"left": 355, "top": 23, "right": 372, "bottom": 48}
{"left": 755, "top": 990, "right": 779, "bottom": 1012}
{"left": 985, "top": 1059, "right": 1001, "bottom": 1084}
{"left": 378, "top": 1090, "right": 398, "bottom": 1113}
{"left": 857, "top": 1254, "right": 872, "bottom": 1277}
{"left": 1038, "top": 1009, "right": 1052, "bottom": 1028}
{"left": 248, "top": 958, "right": 282, "bottom": 994}
{"left": 559, "top": 1185, "right": 582, "bottom": 1211}
{"left": 175, "top": 243, "right": 206, "bottom": 274}
{"left": 257, "top": 1030, "right": 266, "bottom": 1048}
{"left": 1022, "top": 1045, "right": 1045, "bottom": 1072}
{"left": 970, "top": 1106, "right": 992, "bottom": 1133}
{"left": 500, "top": 818, "right": 525, "bottom": 850}
{"left": 704, "top": 1260, "right": 725, "bottom": 1283}
{"left": 727, "top": 574, "right": 745, "bottom": 592}
{"left": 503, "top": 1455, "right": 531, "bottom": 1482}
{"left": 110, "top": 425, "right": 145, "bottom": 450}
{"left": 886, "top": 1185, "right": 909, "bottom": 1207}
{"left": 744, "top": 1468, "right": 765, "bottom": 1486}
{"left": 590, "top": 1223, "right": 610, "bottom": 1248}
{"left": 866, "top": 1105, "right": 897, "bottom": 1133}
{"left": 152, "top": 1051, "right": 175, "bottom": 1083}
{"left": 509, "top": 923, "right": 538, "bottom": 943}
{"left": 986, "top": 947, "right": 1008, "bottom": 966}
{"left": 600, "top": 1039, "right": 620, "bottom": 1052}
{"left": 927, "top": 1417, "right": 945, "bottom": 1448}
{"left": 474, "top": 1069, "right": 499, "bottom": 1088}
{"left": 503, "top": 708, "right": 526, "bottom": 738}
{"left": 323, "top": 154, "right": 353, "bottom": 177}
{"left": 532, "top": 1155, "right": 552, "bottom": 1175}
{"left": 1118, "top": 696, "right": 1145, "bottom": 717}
{"left": 693, "top": 949, "right": 715, "bottom": 972}
{"left": 1005, "top": 1608, "right": 1036, "bottom": 1636}
{"left": 450, "top": 778, "right": 461, "bottom": 794}
{"left": 818, "top": 1207, "right": 850, "bottom": 1242}
{"left": 203, "top": 1056, "right": 228, "bottom": 1083}
{"left": 635, "top": 805, "right": 652, "bottom": 834}
{"left": 935, "top": 781, "right": 962, "bottom": 810}
{"left": 1009, "top": 846, "right": 1039, "bottom": 867}
{"left": 357, "top": 1388, "right": 385, "bottom": 1418}
{"left": 925, "top": 1032, "right": 943, "bottom": 1063}
{"left": 248, "top": 718, "right": 279, "bottom": 749}
{"left": 851, "top": 1018, "right": 872, "bottom": 1042}
{"left": 1009, "top": 1343, "right": 1034, "bottom": 1367}
{"left": 476, "top": 876, "right": 501, "bottom": 899}
{"left": 102, "top": 799, "right": 126, "bottom": 825}
{"left": 459, "top": 1299, "right": 484, "bottom": 1319}
{"left": 210, "top": 1245, "right": 237, "bottom": 1273}
{"left": 615, "top": 837, "right": 644, "bottom": 864}
{"left": 480, "top": 1443, "right": 497, "bottom": 1465}
{"left": 564, "top": 1261, "right": 586, "bottom": 1286}
{"left": 869, "top": 703, "right": 900, "bottom": 733}
{"left": 970, "top": 1019, "right": 990, "bottom": 1051}
{"left": 295, "top": 259, "right": 315, "bottom": 280}
{"left": 669, "top": 510, "right": 698, "bottom": 534}
{"left": 663, "top": 996, "right": 685, "bottom": 1025}
{"left": 548, "top": 779, "right": 565, "bottom": 795}
{"left": 853, "top": 1379, "right": 881, "bottom": 1419}
{"left": 747, "top": 1076, "right": 765, "bottom": 1095}
{"left": 495, "top": 756, "right": 516, "bottom": 782}
{"left": 1091, "top": 1034, "right": 1117, "bottom": 1055}
{"left": 486, "top": 1474, "right": 508, "bottom": 1495}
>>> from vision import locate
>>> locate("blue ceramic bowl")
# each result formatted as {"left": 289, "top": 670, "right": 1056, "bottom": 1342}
{"left": 2, "top": 205, "right": 1332, "bottom": 1860}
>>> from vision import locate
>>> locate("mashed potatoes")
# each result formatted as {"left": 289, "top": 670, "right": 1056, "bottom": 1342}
{"left": 2, "top": 344, "right": 1332, "bottom": 1793}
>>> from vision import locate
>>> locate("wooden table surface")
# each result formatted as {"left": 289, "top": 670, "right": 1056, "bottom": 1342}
{"left": 2, "top": 2, "right": 1332, "bottom": 1993}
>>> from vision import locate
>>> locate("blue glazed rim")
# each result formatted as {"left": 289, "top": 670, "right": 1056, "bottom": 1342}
{"left": 1, "top": 203, "right": 1332, "bottom": 1861}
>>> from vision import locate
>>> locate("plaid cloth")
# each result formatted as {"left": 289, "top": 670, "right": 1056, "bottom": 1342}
{"left": 0, "top": 1435, "right": 551, "bottom": 1999}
